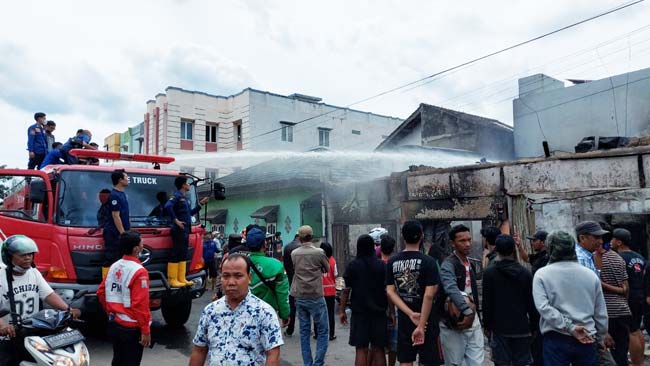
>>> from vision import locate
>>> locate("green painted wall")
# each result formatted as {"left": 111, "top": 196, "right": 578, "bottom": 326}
{"left": 205, "top": 188, "right": 323, "bottom": 240}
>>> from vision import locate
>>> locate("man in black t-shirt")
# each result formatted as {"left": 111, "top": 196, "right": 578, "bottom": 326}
{"left": 282, "top": 233, "right": 301, "bottom": 336}
{"left": 517, "top": 230, "right": 549, "bottom": 276}
{"left": 611, "top": 228, "right": 645, "bottom": 366}
{"left": 385, "top": 221, "right": 440, "bottom": 366}
{"left": 340, "top": 234, "right": 388, "bottom": 366}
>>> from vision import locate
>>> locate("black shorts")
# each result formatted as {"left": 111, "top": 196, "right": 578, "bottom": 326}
{"left": 629, "top": 299, "right": 643, "bottom": 332}
{"left": 349, "top": 311, "right": 388, "bottom": 348}
{"left": 204, "top": 260, "right": 217, "bottom": 278}
{"left": 397, "top": 311, "right": 440, "bottom": 365}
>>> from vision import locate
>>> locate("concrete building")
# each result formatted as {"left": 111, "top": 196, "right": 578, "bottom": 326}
{"left": 126, "top": 122, "right": 145, "bottom": 154}
{"left": 320, "top": 145, "right": 650, "bottom": 267}
{"left": 139, "top": 87, "right": 402, "bottom": 178}
{"left": 103, "top": 133, "right": 121, "bottom": 152}
{"left": 377, "top": 103, "right": 515, "bottom": 161}
{"left": 513, "top": 67, "right": 650, "bottom": 158}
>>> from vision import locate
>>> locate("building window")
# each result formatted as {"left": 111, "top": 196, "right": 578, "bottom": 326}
{"left": 280, "top": 122, "right": 294, "bottom": 142}
{"left": 206, "top": 124, "right": 218, "bottom": 143}
{"left": 213, "top": 224, "right": 225, "bottom": 234}
{"left": 234, "top": 121, "right": 242, "bottom": 151}
{"left": 352, "top": 130, "right": 361, "bottom": 135}
{"left": 318, "top": 128, "right": 330, "bottom": 147}
{"left": 181, "top": 120, "right": 193, "bottom": 140}
{"left": 267, "top": 223, "right": 277, "bottom": 235}
{"left": 206, "top": 168, "right": 219, "bottom": 181}
{"left": 136, "top": 137, "right": 144, "bottom": 153}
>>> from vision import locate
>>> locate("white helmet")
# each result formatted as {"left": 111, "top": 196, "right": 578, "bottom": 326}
{"left": 369, "top": 227, "right": 388, "bottom": 244}
{"left": 2, "top": 235, "right": 39, "bottom": 265}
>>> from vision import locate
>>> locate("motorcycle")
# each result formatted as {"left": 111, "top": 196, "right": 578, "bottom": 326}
{"left": 0, "top": 290, "right": 89, "bottom": 366}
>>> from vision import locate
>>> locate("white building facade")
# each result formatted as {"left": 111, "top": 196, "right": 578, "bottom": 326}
{"left": 141, "top": 87, "right": 402, "bottom": 177}
{"left": 513, "top": 67, "right": 650, "bottom": 158}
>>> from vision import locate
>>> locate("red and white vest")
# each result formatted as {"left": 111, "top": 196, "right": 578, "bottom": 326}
{"left": 105, "top": 259, "right": 144, "bottom": 325}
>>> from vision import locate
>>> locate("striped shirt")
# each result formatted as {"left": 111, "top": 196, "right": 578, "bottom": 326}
{"left": 600, "top": 250, "right": 631, "bottom": 318}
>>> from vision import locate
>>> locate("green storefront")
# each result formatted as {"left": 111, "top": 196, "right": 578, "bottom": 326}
{"left": 205, "top": 187, "right": 323, "bottom": 239}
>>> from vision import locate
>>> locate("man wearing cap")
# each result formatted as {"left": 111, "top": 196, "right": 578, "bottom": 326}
{"left": 611, "top": 228, "right": 645, "bottom": 366}
{"left": 246, "top": 228, "right": 290, "bottom": 327}
{"left": 533, "top": 230, "right": 608, "bottom": 365}
{"left": 575, "top": 221, "right": 609, "bottom": 276}
{"left": 291, "top": 225, "right": 330, "bottom": 366}
{"left": 518, "top": 230, "right": 549, "bottom": 276}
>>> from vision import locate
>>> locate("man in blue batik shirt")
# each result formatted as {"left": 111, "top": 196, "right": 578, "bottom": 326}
{"left": 164, "top": 176, "right": 209, "bottom": 288}
{"left": 190, "top": 254, "right": 283, "bottom": 366}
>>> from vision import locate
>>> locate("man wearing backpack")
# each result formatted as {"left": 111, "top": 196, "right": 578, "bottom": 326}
{"left": 246, "top": 228, "right": 290, "bottom": 326}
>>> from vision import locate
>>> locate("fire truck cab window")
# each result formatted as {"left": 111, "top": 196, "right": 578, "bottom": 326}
{"left": 56, "top": 171, "right": 198, "bottom": 227}
{"left": 0, "top": 175, "right": 48, "bottom": 223}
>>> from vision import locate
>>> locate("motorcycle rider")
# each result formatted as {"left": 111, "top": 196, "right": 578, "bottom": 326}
{"left": 0, "top": 235, "right": 81, "bottom": 366}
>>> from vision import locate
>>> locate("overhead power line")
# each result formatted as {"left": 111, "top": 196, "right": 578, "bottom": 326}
{"left": 248, "top": 0, "right": 645, "bottom": 144}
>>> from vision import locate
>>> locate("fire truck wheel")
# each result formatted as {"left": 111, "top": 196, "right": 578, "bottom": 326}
{"left": 161, "top": 296, "right": 192, "bottom": 328}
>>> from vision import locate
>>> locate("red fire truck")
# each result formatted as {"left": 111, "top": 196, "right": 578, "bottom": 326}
{"left": 0, "top": 150, "right": 225, "bottom": 327}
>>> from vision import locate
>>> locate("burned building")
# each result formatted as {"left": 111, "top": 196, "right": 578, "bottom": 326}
{"left": 376, "top": 103, "right": 515, "bottom": 161}
{"left": 399, "top": 146, "right": 650, "bottom": 260}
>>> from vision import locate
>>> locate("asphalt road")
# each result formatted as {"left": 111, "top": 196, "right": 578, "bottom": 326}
{"left": 85, "top": 289, "right": 358, "bottom": 365}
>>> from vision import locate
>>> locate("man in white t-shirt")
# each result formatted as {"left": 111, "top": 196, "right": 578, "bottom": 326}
{"left": 0, "top": 235, "right": 81, "bottom": 366}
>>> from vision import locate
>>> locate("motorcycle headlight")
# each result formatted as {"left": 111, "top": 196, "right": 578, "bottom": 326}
{"left": 51, "top": 354, "right": 74, "bottom": 366}
{"left": 28, "top": 338, "right": 51, "bottom": 353}
{"left": 79, "top": 343, "right": 89, "bottom": 366}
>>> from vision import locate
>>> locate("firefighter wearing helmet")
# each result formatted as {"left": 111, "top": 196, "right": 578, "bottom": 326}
{"left": 0, "top": 235, "right": 81, "bottom": 366}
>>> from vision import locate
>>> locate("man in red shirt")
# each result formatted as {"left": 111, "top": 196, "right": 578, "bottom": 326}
{"left": 98, "top": 231, "right": 152, "bottom": 366}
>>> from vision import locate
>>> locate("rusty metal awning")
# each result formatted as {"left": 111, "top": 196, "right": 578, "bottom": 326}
{"left": 250, "top": 205, "right": 279, "bottom": 222}
{"left": 209, "top": 209, "right": 228, "bottom": 224}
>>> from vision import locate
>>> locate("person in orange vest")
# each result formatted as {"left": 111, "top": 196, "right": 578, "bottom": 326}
{"left": 97, "top": 231, "right": 152, "bottom": 366}
{"left": 317, "top": 242, "right": 338, "bottom": 341}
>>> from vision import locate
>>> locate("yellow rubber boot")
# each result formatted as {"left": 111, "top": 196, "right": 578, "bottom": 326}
{"left": 177, "top": 262, "right": 193, "bottom": 286}
{"left": 101, "top": 267, "right": 110, "bottom": 279}
{"left": 167, "top": 262, "right": 184, "bottom": 288}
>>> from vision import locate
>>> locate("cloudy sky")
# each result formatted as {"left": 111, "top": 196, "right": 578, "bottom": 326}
{"left": 1, "top": 0, "right": 649, "bottom": 168}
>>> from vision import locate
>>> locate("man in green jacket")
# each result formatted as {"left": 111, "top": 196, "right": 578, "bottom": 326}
{"left": 246, "top": 228, "right": 290, "bottom": 326}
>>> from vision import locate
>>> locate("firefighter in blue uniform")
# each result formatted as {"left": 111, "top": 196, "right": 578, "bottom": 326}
{"left": 26, "top": 112, "right": 49, "bottom": 169}
{"left": 164, "top": 176, "right": 209, "bottom": 288}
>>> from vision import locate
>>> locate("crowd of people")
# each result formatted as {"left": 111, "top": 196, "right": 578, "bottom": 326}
{"left": 26, "top": 111, "right": 98, "bottom": 170}
{"left": 186, "top": 218, "right": 650, "bottom": 366}
{"left": 2, "top": 199, "right": 650, "bottom": 365}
